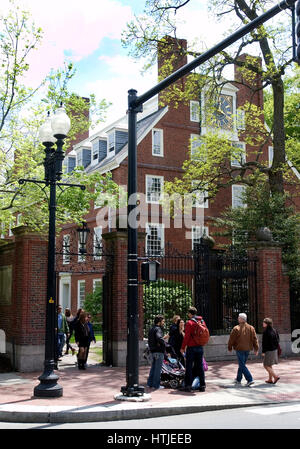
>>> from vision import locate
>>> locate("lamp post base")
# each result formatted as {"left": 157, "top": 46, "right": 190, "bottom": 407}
{"left": 33, "top": 362, "right": 63, "bottom": 398}
{"left": 120, "top": 385, "right": 145, "bottom": 397}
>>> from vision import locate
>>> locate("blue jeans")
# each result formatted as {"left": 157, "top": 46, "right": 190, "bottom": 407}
{"left": 147, "top": 352, "right": 164, "bottom": 389}
{"left": 185, "top": 346, "right": 205, "bottom": 388}
{"left": 236, "top": 350, "right": 253, "bottom": 382}
{"left": 57, "top": 333, "right": 65, "bottom": 357}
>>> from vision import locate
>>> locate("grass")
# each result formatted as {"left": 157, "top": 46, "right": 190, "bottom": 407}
{"left": 69, "top": 332, "right": 102, "bottom": 344}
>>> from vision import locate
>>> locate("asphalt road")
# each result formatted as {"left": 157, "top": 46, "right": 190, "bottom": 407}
{"left": 0, "top": 402, "right": 300, "bottom": 430}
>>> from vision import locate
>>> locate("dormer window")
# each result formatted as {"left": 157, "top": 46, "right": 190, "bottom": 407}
{"left": 108, "top": 132, "right": 115, "bottom": 154}
{"left": 92, "top": 140, "right": 99, "bottom": 163}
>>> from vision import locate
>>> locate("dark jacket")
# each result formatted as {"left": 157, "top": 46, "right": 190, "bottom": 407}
{"left": 148, "top": 325, "right": 166, "bottom": 353}
{"left": 168, "top": 323, "right": 178, "bottom": 348}
{"left": 74, "top": 321, "right": 90, "bottom": 347}
{"left": 262, "top": 327, "right": 279, "bottom": 353}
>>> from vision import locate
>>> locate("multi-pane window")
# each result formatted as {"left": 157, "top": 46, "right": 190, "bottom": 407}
{"left": 93, "top": 226, "right": 102, "bottom": 260}
{"left": 92, "top": 140, "right": 99, "bottom": 162}
{"left": 192, "top": 181, "right": 208, "bottom": 208}
{"left": 192, "top": 226, "right": 209, "bottom": 250}
{"left": 108, "top": 132, "right": 115, "bottom": 153}
{"left": 232, "top": 184, "right": 247, "bottom": 208}
{"left": 63, "top": 234, "right": 70, "bottom": 264}
{"left": 190, "top": 100, "right": 200, "bottom": 122}
{"left": 236, "top": 109, "right": 245, "bottom": 130}
{"left": 78, "top": 240, "right": 86, "bottom": 263}
{"left": 146, "top": 223, "right": 164, "bottom": 256}
{"left": 152, "top": 129, "right": 163, "bottom": 156}
{"left": 146, "top": 175, "right": 164, "bottom": 203}
{"left": 190, "top": 134, "right": 205, "bottom": 160}
{"left": 231, "top": 142, "right": 246, "bottom": 167}
{"left": 93, "top": 279, "right": 102, "bottom": 292}
{"left": 78, "top": 280, "right": 86, "bottom": 309}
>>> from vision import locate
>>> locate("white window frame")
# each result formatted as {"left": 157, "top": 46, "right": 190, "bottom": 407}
{"left": 192, "top": 226, "right": 209, "bottom": 250}
{"left": 152, "top": 128, "right": 164, "bottom": 157}
{"left": 236, "top": 109, "right": 246, "bottom": 130}
{"left": 190, "top": 100, "right": 200, "bottom": 122}
{"left": 232, "top": 184, "right": 247, "bottom": 209}
{"left": 91, "top": 139, "right": 99, "bottom": 166}
{"left": 93, "top": 226, "right": 102, "bottom": 260}
{"left": 146, "top": 175, "right": 164, "bottom": 204}
{"left": 268, "top": 146, "right": 273, "bottom": 168}
{"left": 192, "top": 181, "right": 208, "bottom": 208}
{"left": 108, "top": 131, "right": 115, "bottom": 156}
{"left": 77, "top": 280, "right": 86, "bottom": 309}
{"left": 190, "top": 134, "right": 204, "bottom": 160}
{"left": 93, "top": 278, "right": 102, "bottom": 292}
{"left": 63, "top": 234, "right": 70, "bottom": 265}
{"left": 231, "top": 142, "right": 246, "bottom": 167}
{"left": 146, "top": 223, "right": 165, "bottom": 256}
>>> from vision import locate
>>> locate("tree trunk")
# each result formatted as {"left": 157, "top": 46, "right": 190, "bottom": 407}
{"left": 269, "top": 78, "right": 285, "bottom": 195}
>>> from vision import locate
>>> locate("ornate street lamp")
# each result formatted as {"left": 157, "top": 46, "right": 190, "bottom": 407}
{"left": 18, "top": 104, "right": 85, "bottom": 398}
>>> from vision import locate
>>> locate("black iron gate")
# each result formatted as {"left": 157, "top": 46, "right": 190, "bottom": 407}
{"left": 143, "top": 239, "right": 258, "bottom": 336}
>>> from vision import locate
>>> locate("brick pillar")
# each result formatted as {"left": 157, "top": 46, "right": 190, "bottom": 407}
{"left": 0, "top": 226, "right": 48, "bottom": 371}
{"left": 248, "top": 242, "right": 291, "bottom": 355}
{"left": 102, "top": 230, "right": 146, "bottom": 367}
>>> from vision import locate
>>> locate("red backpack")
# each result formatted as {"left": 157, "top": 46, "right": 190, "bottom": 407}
{"left": 191, "top": 317, "right": 210, "bottom": 346}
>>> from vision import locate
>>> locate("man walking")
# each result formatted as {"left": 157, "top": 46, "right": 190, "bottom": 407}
{"left": 180, "top": 307, "right": 207, "bottom": 392}
{"left": 228, "top": 313, "right": 259, "bottom": 386}
{"left": 57, "top": 305, "right": 69, "bottom": 360}
{"left": 147, "top": 315, "right": 166, "bottom": 390}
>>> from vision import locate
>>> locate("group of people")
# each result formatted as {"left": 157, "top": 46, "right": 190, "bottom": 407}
{"left": 56, "top": 306, "right": 96, "bottom": 370}
{"left": 147, "top": 307, "right": 281, "bottom": 391}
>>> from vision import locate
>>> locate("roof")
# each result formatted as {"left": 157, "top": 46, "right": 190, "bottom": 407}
{"left": 85, "top": 106, "right": 168, "bottom": 174}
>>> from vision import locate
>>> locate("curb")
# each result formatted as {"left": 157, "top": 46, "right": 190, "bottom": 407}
{"left": 0, "top": 400, "right": 289, "bottom": 423}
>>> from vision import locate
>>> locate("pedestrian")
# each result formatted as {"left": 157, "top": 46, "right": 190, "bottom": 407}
{"left": 64, "top": 308, "right": 76, "bottom": 356}
{"left": 147, "top": 315, "right": 166, "bottom": 390}
{"left": 168, "top": 315, "right": 181, "bottom": 350}
{"left": 172, "top": 318, "right": 185, "bottom": 365}
{"left": 228, "top": 312, "right": 259, "bottom": 387}
{"left": 262, "top": 317, "right": 280, "bottom": 384}
{"left": 84, "top": 313, "right": 96, "bottom": 366}
{"left": 57, "top": 305, "right": 69, "bottom": 360}
{"left": 74, "top": 311, "right": 90, "bottom": 370}
{"left": 180, "top": 306, "right": 209, "bottom": 392}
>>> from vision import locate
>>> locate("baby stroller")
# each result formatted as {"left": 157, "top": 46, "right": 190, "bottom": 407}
{"left": 160, "top": 352, "right": 185, "bottom": 389}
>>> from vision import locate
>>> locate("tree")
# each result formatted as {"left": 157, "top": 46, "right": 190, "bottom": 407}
{"left": 0, "top": 1, "right": 116, "bottom": 236}
{"left": 83, "top": 285, "right": 103, "bottom": 323}
{"left": 122, "top": 0, "right": 299, "bottom": 198}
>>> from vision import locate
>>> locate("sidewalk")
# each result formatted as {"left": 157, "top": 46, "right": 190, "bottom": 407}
{"left": 0, "top": 348, "right": 299, "bottom": 423}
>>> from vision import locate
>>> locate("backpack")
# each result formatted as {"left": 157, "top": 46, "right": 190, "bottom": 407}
{"left": 191, "top": 317, "right": 210, "bottom": 346}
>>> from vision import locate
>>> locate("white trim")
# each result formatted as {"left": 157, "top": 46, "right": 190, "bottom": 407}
{"left": 146, "top": 175, "right": 164, "bottom": 204}
{"left": 231, "top": 142, "right": 246, "bottom": 167}
{"left": 77, "top": 280, "right": 86, "bottom": 309}
{"left": 152, "top": 128, "right": 164, "bottom": 157}
{"left": 232, "top": 184, "right": 247, "bottom": 209}
{"left": 145, "top": 222, "right": 165, "bottom": 256}
{"left": 192, "top": 226, "right": 209, "bottom": 250}
{"left": 190, "top": 100, "right": 200, "bottom": 122}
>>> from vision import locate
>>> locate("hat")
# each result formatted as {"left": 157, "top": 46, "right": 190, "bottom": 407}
{"left": 238, "top": 313, "right": 247, "bottom": 321}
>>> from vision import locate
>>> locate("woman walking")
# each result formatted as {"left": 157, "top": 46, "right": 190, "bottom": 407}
{"left": 74, "top": 311, "right": 90, "bottom": 370}
{"left": 262, "top": 317, "right": 280, "bottom": 384}
{"left": 64, "top": 308, "right": 76, "bottom": 356}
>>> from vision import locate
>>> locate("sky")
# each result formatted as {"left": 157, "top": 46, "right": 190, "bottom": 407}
{"left": 0, "top": 0, "right": 290, "bottom": 131}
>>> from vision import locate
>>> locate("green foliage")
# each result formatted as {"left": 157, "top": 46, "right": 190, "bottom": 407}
{"left": 143, "top": 279, "right": 192, "bottom": 336}
{"left": 213, "top": 184, "right": 300, "bottom": 285}
{"left": 0, "top": 1, "right": 116, "bottom": 236}
{"left": 83, "top": 286, "right": 103, "bottom": 322}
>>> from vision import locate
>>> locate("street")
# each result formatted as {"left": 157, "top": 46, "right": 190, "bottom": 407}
{"left": 0, "top": 402, "right": 300, "bottom": 429}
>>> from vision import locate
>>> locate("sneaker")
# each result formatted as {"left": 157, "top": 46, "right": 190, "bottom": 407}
{"left": 154, "top": 386, "right": 165, "bottom": 390}
{"left": 246, "top": 380, "right": 254, "bottom": 387}
{"left": 233, "top": 379, "right": 241, "bottom": 385}
{"left": 198, "top": 386, "right": 206, "bottom": 392}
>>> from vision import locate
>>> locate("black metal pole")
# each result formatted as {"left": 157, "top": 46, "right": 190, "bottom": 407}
{"left": 121, "top": 90, "right": 144, "bottom": 397}
{"left": 34, "top": 159, "right": 63, "bottom": 397}
{"left": 121, "top": 0, "right": 296, "bottom": 397}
